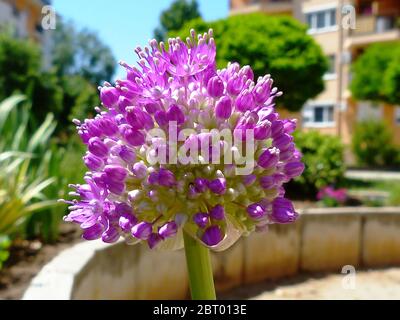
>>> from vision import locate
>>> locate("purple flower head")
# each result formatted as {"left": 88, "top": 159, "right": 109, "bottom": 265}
{"left": 207, "top": 76, "right": 224, "bottom": 98}
{"left": 158, "top": 168, "right": 176, "bottom": 187}
{"left": 284, "top": 161, "right": 305, "bottom": 179}
{"left": 131, "top": 222, "right": 153, "bottom": 240}
{"left": 215, "top": 96, "right": 232, "bottom": 119}
{"left": 84, "top": 153, "right": 103, "bottom": 171}
{"left": 193, "top": 213, "right": 209, "bottom": 229}
{"left": 158, "top": 221, "right": 178, "bottom": 239}
{"left": 210, "top": 205, "right": 225, "bottom": 221}
{"left": 247, "top": 203, "right": 267, "bottom": 220}
{"left": 148, "top": 233, "right": 163, "bottom": 249}
{"left": 104, "top": 165, "right": 128, "bottom": 182}
{"left": 100, "top": 86, "right": 119, "bottom": 107}
{"left": 271, "top": 198, "right": 298, "bottom": 224}
{"left": 88, "top": 137, "right": 108, "bottom": 158}
{"left": 102, "top": 225, "right": 120, "bottom": 243}
{"left": 63, "top": 29, "right": 303, "bottom": 251}
{"left": 120, "top": 125, "right": 145, "bottom": 146}
{"left": 194, "top": 178, "right": 208, "bottom": 193}
{"left": 208, "top": 178, "right": 226, "bottom": 195}
{"left": 82, "top": 223, "right": 104, "bottom": 241}
{"left": 118, "top": 145, "right": 136, "bottom": 163}
{"left": 202, "top": 225, "right": 224, "bottom": 247}
{"left": 132, "top": 162, "right": 148, "bottom": 179}
{"left": 235, "top": 90, "right": 255, "bottom": 112}
{"left": 258, "top": 148, "right": 280, "bottom": 169}
{"left": 166, "top": 104, "right": 185, "bottom": 125}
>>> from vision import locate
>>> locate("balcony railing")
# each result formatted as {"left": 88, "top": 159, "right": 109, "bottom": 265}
{"left": 351, "top": 15, "right": 397, "bottom": 36}
{"left": 230, "top": 0, "right": 293, "bottom": 15}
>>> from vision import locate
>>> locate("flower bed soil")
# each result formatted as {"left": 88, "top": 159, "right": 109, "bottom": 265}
{"left": 0, "top": 223, "right": 81, "bottom": 300}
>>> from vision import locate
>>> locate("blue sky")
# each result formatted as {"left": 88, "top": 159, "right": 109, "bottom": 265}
{"left": 52, "top": 0, "right": 229, "bottom": 79}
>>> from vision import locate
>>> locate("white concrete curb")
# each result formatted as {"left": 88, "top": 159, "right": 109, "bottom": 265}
{"left": 23, "top": 207, "right": 400, "bottom": 300}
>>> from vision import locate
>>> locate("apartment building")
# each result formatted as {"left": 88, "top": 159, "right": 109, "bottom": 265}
{"left": 0, "top": 0, "right": 53, "bottom": 67}
{"left": 230, "top": 0, "right": 400, "bottom": 146}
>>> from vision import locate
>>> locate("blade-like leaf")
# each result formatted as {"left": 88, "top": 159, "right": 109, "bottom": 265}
{"left": 0, "top": 95, "right": 25, "bottom": 133}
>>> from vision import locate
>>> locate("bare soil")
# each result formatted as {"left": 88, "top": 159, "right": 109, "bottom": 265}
{"left": 0, "top": 223, "right": 82, "bottom": 300}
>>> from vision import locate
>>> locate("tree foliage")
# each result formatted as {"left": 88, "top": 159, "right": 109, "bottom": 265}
{"left": 154, "top": 0, "right": 201, "bottom": 41}
{"left": 350, "top": 42, "right": 400, "bottom": 105}
{"left": 0, "top": 19, "right": 116, "bottom": 128}
{"left": 173, "top": 13, "right": 328, "bottom": 111}
{"left": 0, "top": 34, "right": 63, "bottom": 121}
{"left": 52, "top": 20, "right": 116, "bottom": 85}
{"left": 352, "top": 120, "right": 400, "bottom": 167}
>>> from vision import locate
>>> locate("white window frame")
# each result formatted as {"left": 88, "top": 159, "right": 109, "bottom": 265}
{"left": 305, "top": 5, "right": 338, "bottom": 35}
{"left": 302, "top": 102, "right": 336, "bottom": 128}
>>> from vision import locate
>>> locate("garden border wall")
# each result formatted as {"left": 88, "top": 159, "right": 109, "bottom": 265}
{"left": 23, "top": 207, "right": 400, "bottom": 299}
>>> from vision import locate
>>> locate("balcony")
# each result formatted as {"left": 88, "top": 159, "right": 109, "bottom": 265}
{"left": 230, "top": 0, "right": 293, "bottom": 16}
{"left": 345, "top": 15, "right": 400, "bottom": 49}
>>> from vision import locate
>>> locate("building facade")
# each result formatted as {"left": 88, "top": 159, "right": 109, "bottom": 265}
{"left": 0, "top": 0, "right": 53, "bottom": 68}
{"left": 230, "top": 0, "right": 400, "bottom": 147}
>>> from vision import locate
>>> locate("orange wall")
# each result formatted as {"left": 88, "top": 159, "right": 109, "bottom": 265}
{"left": 231, "top": 0, "right": 252, "bottom": 9}
{"left": 8, "top": 0, "right": 43, "bottom": 41}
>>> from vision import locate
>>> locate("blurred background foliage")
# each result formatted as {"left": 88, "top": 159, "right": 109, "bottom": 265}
{"left": 288, "top": 130, "right": 345, "bottom": 198}
{"left": 351, "top": 42, "right": 400, "bottom": 106}
{"left": 352, "top": 120, "right": 400, "bottom": 168}
{"left": 0, "top": 16, "right": 114, "bottom": 265}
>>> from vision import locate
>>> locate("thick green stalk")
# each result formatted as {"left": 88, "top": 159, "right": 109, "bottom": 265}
{"left": 183, "top": 231, "right": 216, "bottom": 300}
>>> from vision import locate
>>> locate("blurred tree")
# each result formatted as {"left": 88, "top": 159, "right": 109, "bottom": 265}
{"left": 154, "top": 0, "right": 201, "bottom": 41}
{"left": 0, "top": 33, "right": 40, "bottom": 98}
{"left": 60, "top": 75, "right": 99, "bottom": 125}
{"left": 0, "top": 33, "right": 63, "bottom": 121}
{"left": 174, "top": 13, "right": 328, "bottom": 111}
{"left": 352, "top": 120, "right": 399, "bottom": 167}
{"left": 50, "top": 19, "right": 118, "bottom": 126}
{"left": 52, "top": 20, "right": 116, "bottom": 85}
{"left": 351, "top": 42, "right": 400, "bottom": 105}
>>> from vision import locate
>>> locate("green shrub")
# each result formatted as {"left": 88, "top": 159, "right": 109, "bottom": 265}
{"left": 352, "top": 120, "right": 400, "bottom": 167}
{"left": 388, "top": 182, "right": 400, "bottom": 206}
{"left": 26, "top": 136, "right": 87, "bottom": 243}
{"left": 0, "top": 235, "right": 11, "bottom": 269}
{"left": 290, "top": 130, "right": 345, "bottom": 196}
{"left": 0, "top": 96, "right": 57, "bottom": 255}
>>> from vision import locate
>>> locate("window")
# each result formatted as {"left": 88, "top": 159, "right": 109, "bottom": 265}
{"left": 324, "top": 54, "right": 336, "bottom": 79}
{"left": 303, "top": 104, "right": 335, "bottom": 127}
{"left": 306, "top": 8, "right": 337, "bottom": 33}
{"left": 394, "top": 107, "right": 400, "bottom": 125}
{"left": 357, "top": 102, "right": 382, "bottom": 122}
{"left": 36, "top": 24, "right": 43, "bottom": 34}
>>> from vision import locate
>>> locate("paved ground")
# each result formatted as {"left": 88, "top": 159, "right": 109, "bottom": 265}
{"left": 345, "top": 170, "right": 400, "bottom": 181}
{"left": 222, "top": 268, "right": 400, "bottom": 300}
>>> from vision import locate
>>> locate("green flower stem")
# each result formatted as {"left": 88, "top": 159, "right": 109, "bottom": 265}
{"left": 183, "top": 230, "right": 216, "bottom": 300}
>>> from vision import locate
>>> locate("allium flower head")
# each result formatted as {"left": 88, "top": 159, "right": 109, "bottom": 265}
{"left": 62, "top": 29, "right": 304, "bottom": 251}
